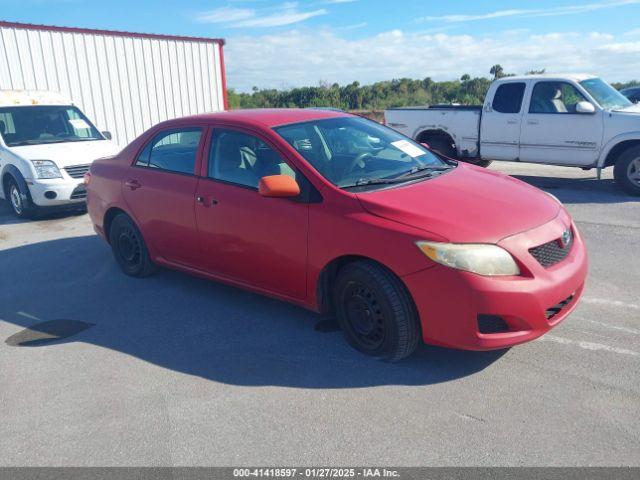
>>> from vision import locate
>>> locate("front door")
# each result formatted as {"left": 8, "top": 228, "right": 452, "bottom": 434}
{"left": 122, "top": 127, "right": 204, "bottom": 267}
{"left": 195, "top": 126, "right": 309, "bottom": 300}
{"left": 519, "top": 81, "right": 604, "bottom": 166}
{"left": 479, "top": 81, "right": 526, "bottom": 161}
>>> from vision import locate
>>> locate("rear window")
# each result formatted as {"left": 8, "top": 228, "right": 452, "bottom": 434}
{"left": 492, "top": 83, "right": 526, "bottom": 114}
{"left": 135, "top": 128, "right": 202, "bottom": 175}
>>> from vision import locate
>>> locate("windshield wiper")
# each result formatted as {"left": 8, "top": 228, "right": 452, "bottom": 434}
{"left": 394, "top": 164, "right": 451, "bottom": 179}
{"left": 10, "top": 139, "right": 69, "bottom": 146}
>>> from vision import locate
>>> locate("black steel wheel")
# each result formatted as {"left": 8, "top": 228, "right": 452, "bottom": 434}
{"left": 108, "top": 213, "right": 157, "bottom": 277}
{"left": 334, "top": 261, "right": 420, "bottom": 361}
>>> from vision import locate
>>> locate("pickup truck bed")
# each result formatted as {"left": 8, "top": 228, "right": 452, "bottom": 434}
{"left": 385, "top": 106, "right": 482, "bottom": 158}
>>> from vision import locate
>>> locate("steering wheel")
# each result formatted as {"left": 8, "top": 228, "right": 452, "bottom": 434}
{"left": 344, "top": 151, "right": 373, "bottom": 175}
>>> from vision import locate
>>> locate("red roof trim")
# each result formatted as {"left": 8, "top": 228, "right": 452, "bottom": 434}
{"left": 219, "top": 44, "right": 229, "bottom": 111}
{"left": 0, "top": 20, "right": 225, "bottom": 45}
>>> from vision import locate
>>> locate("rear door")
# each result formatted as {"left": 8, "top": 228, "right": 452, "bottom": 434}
{"left": 479, "top": 81, "right": 527, "bottom": 161}
{"left": 122, "top": 126, "right": 204, "bottom": 267}
{"left": 519, "top": 81, "right": 603, "bottom": 165}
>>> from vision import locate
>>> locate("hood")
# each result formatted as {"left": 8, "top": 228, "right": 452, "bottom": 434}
{"left": 9, "top": 140, "right": 121, "bottom": 168}
{"left": 614, "top": 103, "right": 640, "bottom": 114}
{"left": 356, "top": 163, "right": 561, "bottom": 243}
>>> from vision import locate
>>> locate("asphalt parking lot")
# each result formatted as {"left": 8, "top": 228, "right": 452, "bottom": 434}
{"left": 1, "top": 162, "right": 639, "bottom": 467}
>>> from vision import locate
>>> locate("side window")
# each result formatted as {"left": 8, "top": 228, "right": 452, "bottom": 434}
{"left": 492, "top": 83, "right": 526, "bottom": 114}
{"left": 135, "top": 128, "right": 202, "bottom": 174}
{"left": 529, "top": 82, "right": 588, "bottom": 114}
{"left": 0, "top": 111, "right": 16, "bottom": 144}
{"left": 208, "top": 129, "right": 296, "bottom": 189}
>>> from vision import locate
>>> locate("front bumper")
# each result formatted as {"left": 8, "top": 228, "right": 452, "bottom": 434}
{"left": 27, "top": 178, "right": 87, "bottom": 207}
{"left": 402, "top": 210, "right": 588, "bottom": 350}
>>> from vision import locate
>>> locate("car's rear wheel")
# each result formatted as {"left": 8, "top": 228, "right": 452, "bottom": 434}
{"left": 5, "top": 177, "right": 35, "bottom": 219}
{"left": 333, "top": 261, "right": 420, "bottom": 362}
{"left": 108, "top": 213, "right": 157, "bottom": 277}
{"left": 614, "top": 145, "right": 640, "bottom": 196}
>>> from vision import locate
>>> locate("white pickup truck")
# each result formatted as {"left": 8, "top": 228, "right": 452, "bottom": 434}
{"left": 385, "top": 74, "right": 640, "bottom": 196}
{"left": 0, "top": 90, "right": 120, "bottom": 218}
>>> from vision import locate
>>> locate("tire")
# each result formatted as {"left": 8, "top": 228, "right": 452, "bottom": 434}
{"left": 333, "top": 261, "right": 420, "bottom": 362}
{"left": 5, "top": 177, "right": 36, "bottom": 219}
{"left": 613, "top": 145, "right": 640, "bottom": 196}
{"left": 463, "top": 158, "right": 493, "bottom": 168}
{"left": 108, "top": 213, "right": 157, "bottom": 277}
{"left": 426, "top": 138, "right": 457, "bottom": 159}
{"left": 426, "top": 137, "right": 492, "bottom": 168}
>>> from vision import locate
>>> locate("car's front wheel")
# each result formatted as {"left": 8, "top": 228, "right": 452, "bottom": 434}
{"left": 108, "top": 213, "right": 157, "bottom": 277}
{"left": 333, "top": 261, "right": 420, "bottom": 362}
{"left": 5, "top": 177, "right": 35, "bottom": 219}
{"left": 614, "top": 145, "right": 640, "bottom": 196}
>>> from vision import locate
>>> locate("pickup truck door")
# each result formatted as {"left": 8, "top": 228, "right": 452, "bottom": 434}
{"left": 519, "top": 80, "right": 603, "bottom": 166}
{"left": 479, "top": 81, "right": 526, "bottom": 161}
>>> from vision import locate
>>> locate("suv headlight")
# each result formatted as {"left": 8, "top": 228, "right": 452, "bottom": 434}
{"left": 417, "top": 241, "right": 520, "bottom": 276}
{"left": 31, "top": 160, "right": 62, "bottom": 179}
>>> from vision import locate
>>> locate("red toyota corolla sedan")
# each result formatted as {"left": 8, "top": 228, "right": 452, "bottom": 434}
{"left": 86, "top": 109, "right": 588, "bottom": 361}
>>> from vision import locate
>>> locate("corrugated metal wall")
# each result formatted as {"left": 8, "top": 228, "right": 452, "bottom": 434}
{"left": 0, "top": 23, "right": 226, "bottom": 146}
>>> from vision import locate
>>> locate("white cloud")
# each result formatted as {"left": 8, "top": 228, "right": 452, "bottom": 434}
{"left": 196, "top": 7, "right": 255, "bottom": 24}
{"left": 196, "top": 2, "right": 328, "bottom": 28}
{"left": 421, "top": 0, "right": 640, "bottom": 23}
{"left": 224, "top": 28, "right": 640, "bottom": 91}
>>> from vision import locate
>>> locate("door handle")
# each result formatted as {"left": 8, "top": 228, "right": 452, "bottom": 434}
{"left": 196, "top": 195, "right": 218, "bottom": 206}
{"left": 124, "top": 179, "right": 142, "bottom": 190}
{"left": 527, "top": 119, "right": 539, "bottom": 125}
{"left": 507, "top": 119, "right": 518, "bottom": 125}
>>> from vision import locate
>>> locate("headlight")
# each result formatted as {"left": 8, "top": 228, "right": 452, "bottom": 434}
{"left": 416, "top": 241, "right": 520, "bottom": 276}
{"left": 31, "top": 160, "right": 62, "bottom": 179}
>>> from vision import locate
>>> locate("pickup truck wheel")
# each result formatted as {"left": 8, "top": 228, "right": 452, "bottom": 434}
{"left": 6, "top": 177, "right": 36, "bottom": 219}
{"left": 464, "top": 158, "right": 493, "bottom": 168}
{"left": 614, "top": 146, "right": 640, "bottom": 196}
{"left": 427, "top": 138, "right": 457, "bottom": 159}
{"left": 333, "top": 261, "right": 420, "bottom": 362}
{"left": 108, "top": 214, "right": 158, "bottom": 277}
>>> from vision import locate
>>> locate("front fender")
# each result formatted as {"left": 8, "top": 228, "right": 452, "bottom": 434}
{"left": 1, "top": 164, "right": 29, "bottom": 193}
{"left": 597, "top": 131, "right": 640, "bottom": 167}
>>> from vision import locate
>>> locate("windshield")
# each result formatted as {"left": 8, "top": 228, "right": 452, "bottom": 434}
{"left": 0, "top": 105, "right": 103, "bottom": 147}
{"left": 274, "top": 117, "right": 452, "bottom": 189}
{"left": 580, "top": 78, "right": 632, "bottom": 110}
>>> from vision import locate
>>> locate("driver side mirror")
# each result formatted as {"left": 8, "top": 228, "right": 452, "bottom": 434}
{"left": 258, "top": 174, "right": 300, "bottom": 198}
{"left": 102, "top": 130, "right": 113, "bottom": 140}
{"left": 575, "top": 101, "right": 595, "bottom": 114}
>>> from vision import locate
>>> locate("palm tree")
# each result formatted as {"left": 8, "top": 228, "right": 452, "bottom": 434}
{"left": 490, "top": 64, "right": 504, "bottom": 80}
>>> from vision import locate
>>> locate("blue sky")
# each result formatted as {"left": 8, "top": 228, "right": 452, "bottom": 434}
{"left": 3, "top": 0, "right": 640, "bottom": 91}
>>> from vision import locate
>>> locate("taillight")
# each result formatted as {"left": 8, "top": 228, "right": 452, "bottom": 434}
{"left": 83, "top": 172, "right": 92, "bottom": 186}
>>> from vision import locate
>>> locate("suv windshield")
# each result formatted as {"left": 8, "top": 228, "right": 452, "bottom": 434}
{"left": 0, "top": 105, "right": 103, "bottom": 147}
{"left": 274, "top": 117, "right": 452, "bottom": 189}
{"left": 580, "top": 78, "right": 632, "bottom": 110}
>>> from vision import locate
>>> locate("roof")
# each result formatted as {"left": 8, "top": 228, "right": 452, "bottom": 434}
{"left": 0, "top": 90, "right": 71, "bottom": 107}
{"left": 0, "top": 20, "right": 225, "bottom": 45}
{"left": 500, "top": 73, "right": 597, "bottom": 82}
{"left": 179, "top": 108, "right": 351, "bottom": 128}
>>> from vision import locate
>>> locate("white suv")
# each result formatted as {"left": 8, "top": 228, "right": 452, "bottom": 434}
{"left": 0, "top": 90, "right": 120, "bottom": 218}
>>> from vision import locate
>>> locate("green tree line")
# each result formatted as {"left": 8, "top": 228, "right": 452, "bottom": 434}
{"left": 228, "top": 66, "right": 640, "bottom": 111}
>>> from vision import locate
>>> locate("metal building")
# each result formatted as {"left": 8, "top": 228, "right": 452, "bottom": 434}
{"left": 0, "top": 21, "right": 227, "bottom": 146}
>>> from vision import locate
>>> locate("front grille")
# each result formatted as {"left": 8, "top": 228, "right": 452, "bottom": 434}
{"left": 545, "top": 294, "right": 575, "bottom": 321}
{"left": 529, "top": 230, "right": 573, "bottom": 268}
{"left": 64, "top": 164, "right": 90, "bottom": 179}
{"left": 70, "top": 184, "right": 87, "bottom": 200}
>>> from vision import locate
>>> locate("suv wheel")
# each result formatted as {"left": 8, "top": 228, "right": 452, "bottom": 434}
{"left": 614, "top": 145, "right": 640, "bottom": 196}
{"left": 108, "top": 213, "right": 157, "bottom": 277}
{"left": 333, "top": 261, "right": 420, "bottom": 362}
{"left": 6, "top": 177, "right": 35, "bottom": 219}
